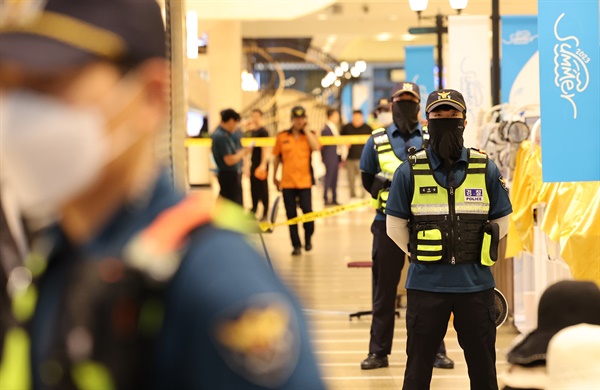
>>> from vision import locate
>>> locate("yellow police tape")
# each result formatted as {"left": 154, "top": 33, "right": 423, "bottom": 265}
{"left": 185, "top": 134, "right": 371, "bottom": 148}
{"left": 258, "top": 199, "right": 370, "bottom": 232}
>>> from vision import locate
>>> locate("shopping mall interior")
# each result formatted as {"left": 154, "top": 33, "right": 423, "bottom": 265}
{"left": 1, "top": 0, "right": 599, "bottom": 389}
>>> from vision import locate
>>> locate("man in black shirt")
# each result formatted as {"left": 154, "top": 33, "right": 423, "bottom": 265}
{"left": 246, "top": 109, "right": 271, "bottom": 220}
{"left": 341, "top": 110, "right": 372, "bottom": 199}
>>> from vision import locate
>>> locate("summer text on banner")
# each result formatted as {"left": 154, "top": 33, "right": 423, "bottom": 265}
{"left": 538, "top": 0, "right": 600, "bottom": 182}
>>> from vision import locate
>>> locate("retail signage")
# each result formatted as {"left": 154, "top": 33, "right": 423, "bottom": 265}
{"left": 447, "top": 15, "right": 491, "bottom": 148}
{"left": 538, "top": 0, "right": 600, "bottom": 182}
{"left": 404, "top": 45, "right": 435, "bottom": 116}
{"left": 501, "top": 15, "right": 539, "bottom": 106}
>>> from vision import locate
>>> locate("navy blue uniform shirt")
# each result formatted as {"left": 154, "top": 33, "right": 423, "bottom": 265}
{"left": 385, "top": 147, "right": 513, "bottom": 293}
{"left": 212, "top": 126, "right": 243, "bottom": 172}
{"left": 359, "top": 123, "right": 423, "bottom": 221}
{"left": 31, "top": 174, "right": 325, "bottom": 389}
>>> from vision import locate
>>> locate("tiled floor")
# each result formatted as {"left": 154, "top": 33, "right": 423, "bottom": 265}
{"left": 246, "top": 186, "right": 521, "bottom": 390}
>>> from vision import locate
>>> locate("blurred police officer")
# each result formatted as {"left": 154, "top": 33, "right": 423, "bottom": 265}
{"left": 386, "top": 89, "right": 513, "bottom": 389}
{"left": 359, "top": 82, "right": 453, "bottom": 370}
{"left": 0, "top": 1, "right": 325, "bottom": 389}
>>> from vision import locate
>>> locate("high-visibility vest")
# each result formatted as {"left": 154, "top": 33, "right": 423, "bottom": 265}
{"left": 370, "top": 127, "right": 403, "bottom": 212}
{"left": 408, "top": 148, "right": 492, "bottom": 265}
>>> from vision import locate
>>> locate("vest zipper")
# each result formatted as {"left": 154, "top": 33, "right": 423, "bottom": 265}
{"left": 449, "top": 187, "right": 456, "bottom": 265}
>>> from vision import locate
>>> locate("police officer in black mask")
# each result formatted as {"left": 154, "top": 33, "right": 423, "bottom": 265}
{"left": 386, "top": 89, "right": 513, "bottom": 389}
{"left": 359, "top": 83, "right": 454, "bottom": 371}
{"left": 392, "top": 93, "right": 421, "bottom": 136}
{"left": 425, "top": 91, "right": 466, "bottom": 168}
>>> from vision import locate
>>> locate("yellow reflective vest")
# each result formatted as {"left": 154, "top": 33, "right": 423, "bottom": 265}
{"left": 370, "top": 127, "right": 403, "bottom": 212}
{"left": 409, "top": 149, "right": 492, "bottom": 265}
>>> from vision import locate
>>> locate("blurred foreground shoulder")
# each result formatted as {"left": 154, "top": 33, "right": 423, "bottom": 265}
{"left": 159, "top": 226, "right": 325, "bottom": 389}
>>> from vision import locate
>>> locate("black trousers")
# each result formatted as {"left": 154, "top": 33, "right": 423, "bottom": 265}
{"left": 250, "top": 169, "right": 269, "bottom": 218}
{"left": 323, "top": 161, "right": 339, "bottom": 203}
{"left": 282, "top": 188, "right": 314, "bottom": 249}
{"left": 403, "top": 288, "right": 498, "bottom": 390}
{"left": 369, "top": 221, "right": 447, "bottom": 357}
{"left": 217, "top": 171, "right": 243, "bottom": 206}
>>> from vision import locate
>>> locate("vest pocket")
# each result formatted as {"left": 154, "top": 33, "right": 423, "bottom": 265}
{"left": 416, "top": 228, "right": 444, "bottom": 262}
{"left": 480, "top": 222, "right": 499, "bottom": 266}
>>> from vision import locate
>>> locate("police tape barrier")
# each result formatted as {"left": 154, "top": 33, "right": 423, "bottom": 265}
{"left": 258, "top": 199, "right": 370, "bottom": 232}
{"left": 185, "top": 134, "right": 371, "bottom": 148}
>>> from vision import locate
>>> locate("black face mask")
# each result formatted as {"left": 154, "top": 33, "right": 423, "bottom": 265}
{"left": 428, "top": 118, "right": 465, "bottom": 168}
{"left": 392, "top": 101, "right": 420, "bottom": 135}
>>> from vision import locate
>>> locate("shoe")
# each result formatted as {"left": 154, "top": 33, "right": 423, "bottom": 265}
{"left": 360, "top": 354, "right": 389, "bottom": 370}
{"left": 291, "top": 247, "right": 301, "bottom": 256}
{"left": 305, "top": 243, "right": 312, "bottom": 252}
{"left": 331, "top": 201, "right": 341, "bottom": 206}
{"left": 433, "top": 353, "right": 454, "bottom": 369}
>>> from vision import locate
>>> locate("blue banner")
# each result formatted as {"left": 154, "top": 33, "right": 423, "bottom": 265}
{"left": 405, "top": 45, "right": 435, "bottom": 114}
{"left": 501, "top": 16, "right": 538, "bottom": 104}
{"left": 538, "top": 0, "right": 600, "bottom": 182}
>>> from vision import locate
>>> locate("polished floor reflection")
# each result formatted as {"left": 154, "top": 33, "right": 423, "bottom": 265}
{"left": 249, "top": 188, "right": 519, "bottom": 390}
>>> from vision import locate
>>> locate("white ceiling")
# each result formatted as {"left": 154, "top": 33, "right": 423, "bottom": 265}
{"left": 238, "top": 0, "right": 539, "bottom": 62}
{"left": 187, "top": 0, "right": 336, "bottom": 20}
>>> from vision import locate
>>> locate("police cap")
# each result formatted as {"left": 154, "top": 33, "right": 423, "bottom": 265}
{"left": 291, "top": 106, "right": 307, "bottom": 118}
{"left": 0, "top": 0, "right": 166, "bottom": 72}
{"left": 425, "top": 89, "right": 467, "bottom": 114}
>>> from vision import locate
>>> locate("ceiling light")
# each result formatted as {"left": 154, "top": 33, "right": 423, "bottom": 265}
{"left": 449, "top": 0, "right": 468, "bottom": 10}
{"left": 402, "top": 34, "right": 417, "bottom": 41}
{"left": 354, "top": 60, "right": 367, "bottom": 73}
{"left": 408, "top": 0, "right": 428, "bottom": 12}
{"left": 334, "top": 79, "right": 341, "bottom": 87}
{"left": 340, "top": 61, "right": 349, "bottom": 72}
{"left": 344, "top": 72, "right": 351, "bottom": 79}
{"left": 321, "top": 79, "right": 329, "bottom": 88}
{"left": 376, "top": 32, "right": 392, "bottom": 41}
{"left": 335, "top": 67, "right": 344, "bottom": 77}
{"left": 350, "top": 67, "right": 361, "bottom": 78}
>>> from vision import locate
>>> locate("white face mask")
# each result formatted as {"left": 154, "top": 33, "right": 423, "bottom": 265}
{"left": 0, "top": 82, "right": 142, "bottom": 223}
{"left": 377, "top": 111, "right": 393, "bottom": 127}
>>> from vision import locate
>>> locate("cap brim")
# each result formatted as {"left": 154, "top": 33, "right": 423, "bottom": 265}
{"left": 506, "top": 329, "right": 555, "bottom": 365}
{"left": 392, "top": 90, "right": 420, "bottom": 100}
{"left": 0, "top": 34, "right": 96, "bottom": 72}
{"left": 426, "top": 100, "right": 465, "bottom": 113}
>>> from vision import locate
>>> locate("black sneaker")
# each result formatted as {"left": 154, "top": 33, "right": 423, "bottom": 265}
{"left": 305, "top": 243, "right": 312, "bottom": 252}
{"left": 433, "top": 353, "right": 454, "bottom": 369}
{"left": 360, "top": 354, "right": 389, "bottom": 370}
{"left": 291, "top": 247, "right": 302, "bottom": 256}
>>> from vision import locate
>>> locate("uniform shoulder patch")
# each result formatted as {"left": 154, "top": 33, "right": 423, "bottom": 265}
{"left": 212, "top": 293, "right": 301, "bottom": 387}
{"left": 471, "top": 147, "right": 487, "bottom": 155}
{"left": 499, "top": 175, "right": 508, "bottom": 192}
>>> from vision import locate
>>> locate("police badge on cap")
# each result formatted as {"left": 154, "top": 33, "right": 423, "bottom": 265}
{"left": 291, "top": 106, "right": 306, "bottom": 118}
